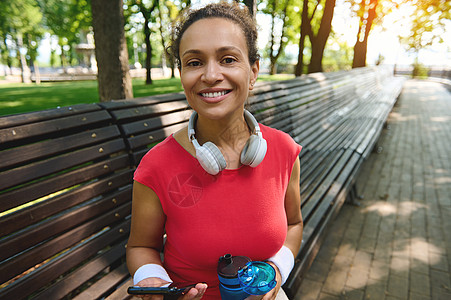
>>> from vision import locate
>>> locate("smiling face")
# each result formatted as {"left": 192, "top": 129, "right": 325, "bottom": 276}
{"left": 179, "top": 18, "right": 259, "bottom": 121}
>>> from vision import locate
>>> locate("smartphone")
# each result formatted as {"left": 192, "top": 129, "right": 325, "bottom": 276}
{"left": 127, "top": 283, "right": 197, "bottom": 296}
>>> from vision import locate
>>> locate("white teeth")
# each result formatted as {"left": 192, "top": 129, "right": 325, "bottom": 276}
{"left": 202, "top": 91, "right": 228, "bottom": 98}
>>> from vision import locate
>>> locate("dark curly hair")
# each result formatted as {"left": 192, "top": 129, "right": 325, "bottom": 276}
{"left": 170, "top": 1, "right": 260, "bottom": 69}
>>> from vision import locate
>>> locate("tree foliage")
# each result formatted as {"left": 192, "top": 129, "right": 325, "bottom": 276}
{"left": 124, "top": 0, "right": 190, "bottom": 84}
{"left": 347, "top": 0, "right": 397, "bottom": 68}
{"left": 39, "top": 0, "right": 92, "bottom": 67}
{"left": 1, "top": 0, "right": 449, "bottom": 95}
{"left": 261, "top": 0, "right": 296, "bottom": 74}
{"left": 400, "top": 0, "right": 450, "bottom": 56}
{"left": 0, "top": 0, "right": 43, "bottom": 81}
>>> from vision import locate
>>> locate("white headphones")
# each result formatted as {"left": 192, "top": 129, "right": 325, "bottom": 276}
{"left": 188, "top": 110, "right": 267, "bottom": 175}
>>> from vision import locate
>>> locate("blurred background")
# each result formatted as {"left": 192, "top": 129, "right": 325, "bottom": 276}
{"left": 0, "top": 0, "right": 449, "bottom": 114}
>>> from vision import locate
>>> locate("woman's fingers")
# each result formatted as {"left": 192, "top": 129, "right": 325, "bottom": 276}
{"left": 181, "top": 283, "right": 208, "bottom": 299}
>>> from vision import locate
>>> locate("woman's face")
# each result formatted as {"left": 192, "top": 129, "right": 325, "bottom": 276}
{"left": 179, "top": 18, "right": 259, "bottom": 121}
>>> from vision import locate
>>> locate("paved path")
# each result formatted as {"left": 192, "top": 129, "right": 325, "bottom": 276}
{"left": 294, "top": 79, "right": 451, "bottom": 300}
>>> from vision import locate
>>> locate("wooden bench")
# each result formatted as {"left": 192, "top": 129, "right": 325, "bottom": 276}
{"left": 0, "top": 66, "right": 405, "bottom": 299}
{"left": 0, "top": 105, "right": 134, "bottom": 299}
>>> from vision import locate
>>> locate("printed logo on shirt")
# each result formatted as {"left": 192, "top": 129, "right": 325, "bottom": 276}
{"left": 168, "top": 173, "right": 203, "bottom": 207}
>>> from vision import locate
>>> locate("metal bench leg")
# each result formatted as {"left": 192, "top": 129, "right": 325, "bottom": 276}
{"left": 347, "top": 184, "right": 363, "bottom": 206}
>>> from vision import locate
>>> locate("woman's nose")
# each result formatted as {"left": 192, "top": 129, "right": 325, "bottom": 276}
{"left": 201, "top": 61, "right": 223, "bottom": 84}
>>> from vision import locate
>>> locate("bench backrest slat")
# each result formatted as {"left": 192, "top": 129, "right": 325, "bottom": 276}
{"left": 0, "top": 126, "right": 121, "bottom": 171}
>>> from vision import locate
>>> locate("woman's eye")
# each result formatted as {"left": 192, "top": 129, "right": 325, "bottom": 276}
{"left": 187, "top": 61, "right": 201, "bottom": 67}
{"left": 223, "top": 57, "right": 236, "bottom": 64}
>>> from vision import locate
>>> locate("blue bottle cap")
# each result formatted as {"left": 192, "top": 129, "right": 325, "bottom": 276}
{"left": 237, "top": 261, "right": 277, "bottom": 295}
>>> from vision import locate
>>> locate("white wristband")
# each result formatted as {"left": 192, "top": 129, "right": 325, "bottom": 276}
{"left": 133, "top": 264, "right": 173, "bottom": 285}
{"left": 267, "top": 245, "right": 295, "bottom": 285}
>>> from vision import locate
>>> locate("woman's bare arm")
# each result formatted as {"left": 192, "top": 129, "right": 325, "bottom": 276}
{"left": 126, "top": 181, "right": 167, "bottom": 276}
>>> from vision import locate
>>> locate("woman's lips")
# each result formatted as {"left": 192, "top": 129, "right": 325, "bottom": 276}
{"left": 198, "top": 90, "right": 231, "bottom": 103}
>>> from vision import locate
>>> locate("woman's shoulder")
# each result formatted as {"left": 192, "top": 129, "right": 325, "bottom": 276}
{"left": 260, "top": 123, "right": 302, "bottom": 156}
{"left": 140, "top": 127, "right": 193, "bottom": 162}
{"left": 140, "top": 135, "right": 175, "bottom": 162}
{"left": 260, "top": 124, "right": 296, "bottom": 144}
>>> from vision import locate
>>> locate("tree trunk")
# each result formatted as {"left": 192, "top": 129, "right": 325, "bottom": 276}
{"left": 91, "top": 0, "right": 133, "bottom": 101}
{"left": 158, "top": 3, "right": 168, "bottom": 78}
{"left": 269, "top": 3, "right": 277, "bottom": 75}
{"left": 59, "top": 38, "right": 68, "bottom": 72}
{"left": 268, "top": 0, "right": 290, "bottom": 75}
{"left": 33, "top": 61, "right": 41, "bottom": 84}
{"left": 166, "top": 4, "right": 177, "bottom": 78}
{"left": 294, "top": 35, "right": 305, "bottom": 76}
{"left": 16, "top": 34, "right": 31, "bottom": 83}
{"left": 138, "top": 1, "right": 158, "bottom": 85}
{"left": 295, "top": 0, "right": 310, "bottom": 76}
{"left": 242, "top": 0, "right": 257, "bottom": 17}
{"left": 352, "top": 0, "right": 378, "bottom": 68}
{"left": 352, "top": 33, "right": 367, "bottom": 68}
{"left": 308, "top": 38, "right": 323, "bottom": 73}
{"left": 2, "top": 37, "right": 13, "bottom": 75}
{"left": 308, "top": 0, "right": 336, "bottom": 73}
{"left": 143, "top": 14, "right": 153, "bottom": 84}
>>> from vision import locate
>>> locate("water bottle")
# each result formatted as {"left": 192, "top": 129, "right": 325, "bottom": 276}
{"left": 217, "top": 254, "right": 276, "bottom": 299}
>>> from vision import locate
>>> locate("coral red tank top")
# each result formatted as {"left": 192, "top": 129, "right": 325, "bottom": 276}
{"left": 134, "top": 124, "right": 302, "bottom": 299}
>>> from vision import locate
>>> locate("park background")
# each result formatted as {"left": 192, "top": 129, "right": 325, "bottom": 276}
{"left": 0, "top": 0, "right": 450, "bottom": 116}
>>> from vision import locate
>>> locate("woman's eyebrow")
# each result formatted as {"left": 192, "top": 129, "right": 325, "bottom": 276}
{"left": 216, "top": 46, "right": 242, "bottom": 54}
{"left": 181, "top": 46, "right": 243, "bottom": 58}
{"left": 181, "top": 49, "right": 202, "bottom": 58}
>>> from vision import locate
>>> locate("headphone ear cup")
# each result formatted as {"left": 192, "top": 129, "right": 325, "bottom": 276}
{"left": 196, "top": 142, "right": 227, "bottom": 175}
{"left": 240, "top": 135, "right": 267, "bottom": 167}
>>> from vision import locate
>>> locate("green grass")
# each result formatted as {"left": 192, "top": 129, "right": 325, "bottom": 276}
{"left": 0, "top": 74, "right": 294, "bottom": 117}
{"left": 0, "top": 77, "right": 184, "bottom": 116}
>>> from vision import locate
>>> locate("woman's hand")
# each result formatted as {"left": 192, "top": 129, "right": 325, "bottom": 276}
{"left": 178, "top": 283, "right": 208, "bottom": 299}
{"left": 134, "top": 277, "right": 170, "bottom": 300}
{"left": 245, "top": 262, "right": 282, "bottom": 300}
{"left": 134, "top": 277, "right": 207, "bottom": 300}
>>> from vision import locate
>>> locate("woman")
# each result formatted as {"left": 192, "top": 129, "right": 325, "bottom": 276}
{"left": 126, "top": 2, "right": 303, "bottom": 299}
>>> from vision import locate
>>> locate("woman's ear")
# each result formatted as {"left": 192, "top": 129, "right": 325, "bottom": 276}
{"left": 249, "top": 60, "right": 260, "bottom": 90}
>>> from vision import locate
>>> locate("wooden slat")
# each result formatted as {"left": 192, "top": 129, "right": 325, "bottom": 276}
{"left": 99, "top": 92, "right": 187, "bottom": 111}
{"left": 0, "top": 219, "right": 130, "bottom": 299}
{"left": 0, "top": 110, "right": 112, "bottom": 145}
{"left": 0, "top": 138, "right": 126, "bottom": 191}
{"left": 285, "top": 151, "right": 361, "bottom": 298}
{"left": 0, "top": 151, "right": 129, "bottom": 213}
{"left": 0, "top": 170, "right": 133, "bottom": 237}
{"left": 0, "top": 126, "right": 121, "bottom": 170}
{"left": 126, "top": 122, "right": 187, "bottom": 151}
{"left": 300, "top": 150, "right": 341, "bottom": 204}
{"left": 33, "top": 240, "right": 128, "bottom": 300}
{"left": 0, "top": 188, "right": 131, "bottom": 266}
{"left": 121, "top": 109, "right": 190, "bottom": 137}
{"left": 105, "top": 277, "right": 134, "bottom": 300}
{"left": 110, "top": 100, "right": 189, "bottom": 123}
{"left": 72, "top": 262, "right": 130, "bottom": 300}
{"left": 0, "top": 103, "right": 101, "bottom": 129}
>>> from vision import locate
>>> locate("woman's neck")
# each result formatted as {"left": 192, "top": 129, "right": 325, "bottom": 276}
{"left": 196, "top": 113, "right": 250, "bottom": 147}
{"left": 196, "top": 112, "right": 252, "bottom": 169}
